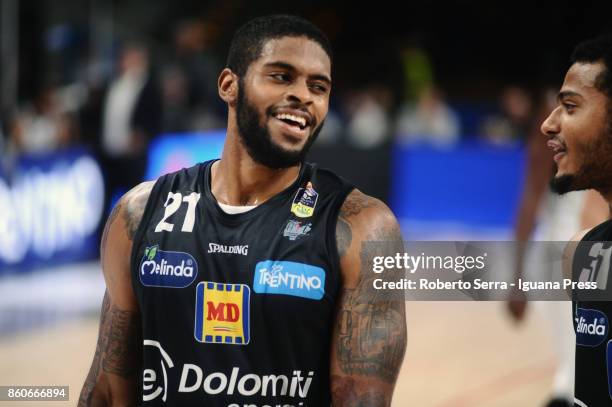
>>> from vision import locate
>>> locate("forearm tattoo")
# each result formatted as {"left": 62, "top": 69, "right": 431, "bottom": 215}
{"left": 331, "top": 375, "right": 388, "bottom": 407}
{"left": 78, "top": 292, "right": 111, "bottom": 406}
{"left": 78, "top": 294, "right": 141, "bottom": 406}
{"left": 102, "top": 305, "right": 141, "bottom": 376}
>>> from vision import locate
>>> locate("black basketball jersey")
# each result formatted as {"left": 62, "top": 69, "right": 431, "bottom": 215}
{"left": 130, "top": 160, "right": 353, "bottom": 407}
{"left": 572, "top": 219, "right": 612, "bottom": 406}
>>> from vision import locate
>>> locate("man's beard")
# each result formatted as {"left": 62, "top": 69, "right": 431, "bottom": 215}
{"left": 235, "top": 82, "right": 324, "bottom": 169}
{"left": 550, "top": 125, "right": 612, "bottom": 195}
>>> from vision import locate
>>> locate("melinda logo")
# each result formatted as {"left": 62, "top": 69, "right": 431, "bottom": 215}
{"left": 253, "top": 260, "right": 325, "bottom": 300}
{"left": 575, "top": 307, "right": 609, "bottom": 347}
{"left": 140, "top": 245, "right": 198, "bottom": 288}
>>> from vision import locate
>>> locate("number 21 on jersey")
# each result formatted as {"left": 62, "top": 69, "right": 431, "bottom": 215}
{"left": 155, "top": 191, "right": 201, "bottom": 233}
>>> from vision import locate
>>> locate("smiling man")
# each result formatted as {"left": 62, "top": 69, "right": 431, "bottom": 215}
{"left": 542, "top": 36, "right": 612, "bottom": 407}
{"left": 78, "top": 15, "right": 406, "bottom": 407}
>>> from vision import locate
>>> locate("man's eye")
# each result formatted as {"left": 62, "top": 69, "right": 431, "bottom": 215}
{"left": 310, "top": 84, "right": 328, "bottom": 93}
{"left": 271, "top": 73, "right": 289, "bottom": 81}
{"left": 563, "top": 102, "right": 576, "bottom": 112}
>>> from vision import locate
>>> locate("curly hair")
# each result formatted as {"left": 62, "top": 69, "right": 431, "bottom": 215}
{"left": 571, "top": 35, "right": 612, "bottom": 99}
{"left": 226, "top": 14, "right": 332, "bottom": 77}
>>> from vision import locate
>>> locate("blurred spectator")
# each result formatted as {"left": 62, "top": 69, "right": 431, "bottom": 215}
{"left": 479, "top": 85, "right": 533, "bottom": 144}
{"left": 163, "top": 19, "right": 223, "bottom": 131}
{"left": 9, "top": 86, "right": 73, "bottom": 154}
{"left": 399, "top": 43, "right": 434, "bottom": 103}
{"left": 161, "top": 65, "right": 191, "bottom": 133}
{"left": 313, "top": 108, "right": 343, "bottom": 145}
{"left": 345, "top": 86, "right": 393, "bottom": 149}
{"left": 395, "top": 86, "right": 460, "bottom": 147}
{"left": 100, "top": 41, "right": 161, "bottom": 202}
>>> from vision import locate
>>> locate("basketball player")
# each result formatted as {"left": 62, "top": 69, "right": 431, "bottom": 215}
{"left": 78, "top": 15, "right": 407, "bottom": 407}
{"left": 541, "top": 35, "right": 612, "bottom": 406}
{"left": 508, "top": 90, "right": 608, "bottom": 407}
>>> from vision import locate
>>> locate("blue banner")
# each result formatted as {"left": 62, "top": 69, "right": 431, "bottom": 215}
{"left": 146, "top": 131, "right": 226, "bottom": 180}
{"left": 390, "top": 141, "right": 526, "bottom": 228}
{"left": 0, "top": 149, "right": 105, "bottom": 273}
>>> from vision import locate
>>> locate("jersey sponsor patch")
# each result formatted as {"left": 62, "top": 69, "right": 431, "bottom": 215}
{"left": 207, "top": 243, "right": 249, "bottom": 255}
{"left": 291, "top": 182, "right": 318, "bottom": 218}
{"left": 283, "top": 220, "right": 312, "bottom": 241}
{"left": 142, "top": 339, "right": 175, "bottom": 402}
{"left": 576, "top": 307, "right": 609, "bottom": 347}
{"left": 253, "top": 260, "right": 325, "bottom": 300}
{"left": 142, "top": 339, "right": 316, "bottom": 401}
{"left": 140, "top": 245, "right": 198, "bottom": 288}
{"left": 194, "top": 282, "right": 250, "bottom": 345}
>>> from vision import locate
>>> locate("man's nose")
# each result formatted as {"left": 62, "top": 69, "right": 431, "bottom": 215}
{"left": 541, "top": 107, "right": 561, "bottom": 137}
{"left": 287, "top": 80, "right": 312, "bottom": 104}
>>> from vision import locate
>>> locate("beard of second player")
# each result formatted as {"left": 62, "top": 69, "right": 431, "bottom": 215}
{"left": 235, "top": 78, "right": 325, "bottom": 170}
{"left": 551, "top": 121, "right": 612, "bottom": 195}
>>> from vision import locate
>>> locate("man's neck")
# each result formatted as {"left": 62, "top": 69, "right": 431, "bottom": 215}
{"left": 211, "top": 133, "right": 301, "bottom": 206}
{"left": 600, "top": 193, "right": 612, "bottom": 219}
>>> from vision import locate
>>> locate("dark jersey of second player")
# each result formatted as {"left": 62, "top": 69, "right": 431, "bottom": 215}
{"left": 572, "top": 219, "right": 612, "bottom": 406}
{"left": 130, "top": 160, "right": 353, "bottom": 406}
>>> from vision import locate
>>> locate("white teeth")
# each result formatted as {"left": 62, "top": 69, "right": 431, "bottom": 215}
{"left": 276, "top": 113, "right": 307, "bottom": 127}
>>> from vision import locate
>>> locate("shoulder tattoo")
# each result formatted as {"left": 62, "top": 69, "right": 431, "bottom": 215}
{"left": 124, "top": 182, "right": 153, "bottom": 241}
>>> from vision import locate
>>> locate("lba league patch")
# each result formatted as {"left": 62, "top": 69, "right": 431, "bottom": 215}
{"left": 291, "top": 182, "right": 318, "bottom": 218}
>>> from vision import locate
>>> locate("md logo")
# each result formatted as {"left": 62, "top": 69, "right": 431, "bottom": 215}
{"left": 195, "top": 282, "right": 250, "bottom": 345}
{"left": 575, "top": 307, "right": 609, "bottom": 347}
{"left": 253, "top": 260, "right": 325, "bottom": 300}
{"left": 206, "top": 302, "right": 240, "bottom": 322}
{"left": 139, "top": 245, "right": 198, "bottom": 288}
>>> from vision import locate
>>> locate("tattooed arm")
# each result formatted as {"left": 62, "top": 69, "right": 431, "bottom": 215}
{"left": 78, "top": 181, "right": 154, "bottom": 407}
{"left": 331, "top": 189, "right": 407, "bottom": 407}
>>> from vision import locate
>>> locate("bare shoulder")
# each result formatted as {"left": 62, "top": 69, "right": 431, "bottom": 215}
{"left": 573, "top": 227, "right": 594, "bottom": 242}
{"left": 336, "top": 189, "right": 403, "bottom": 287}
{"left": 338, "top": 189, "right": 398, "bottom": 230}
{"left": 121, "top": 180, "right": 155, "bottom": 239}
{"left": 100, "top": 181, "right": 154, "bottom": 308}
{"left": 562, "top": 227, "right": 593, "bottom": 281}
{"left": 102, "top": 181, "right": 155, "bottom": 248}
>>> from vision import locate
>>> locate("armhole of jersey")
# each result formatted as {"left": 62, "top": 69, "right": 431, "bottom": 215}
{"left": 325, "top": 185, "right": 355, "bottom": 304}
{"left": 582, "top": 219, "right": 612, "bottom": 241}
{"left": 129, "top": 177, "right": 166, "bottom": 287}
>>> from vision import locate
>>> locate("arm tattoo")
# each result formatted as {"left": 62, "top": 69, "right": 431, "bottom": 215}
{"left": 100, "top": 202, "right": 123, "bottom": 263}
{"left": 331, "top": 375, "right": 388, "bottom": 407}
{"left": 78, "top": 292, "right": 111, "bottom": 406}
{"left": 336, "top": 190, "right": 372, "bottom": 260}
{"left": 102, "top": 305, "right": 141, "bottom": 376}
{"left": 339, "top": 191, "right": 375, "bottom": 219}
{"left": 336, "top": 217, "right": 352, "bottom": 258}
{"left": 78, "top": 294, "right": 141, "bottom": 406}
{"left": 333, "top": 197, "right": 407, "bottom": 404}
{"left": 123, "top": 186, "right": 149, "bottom": 241}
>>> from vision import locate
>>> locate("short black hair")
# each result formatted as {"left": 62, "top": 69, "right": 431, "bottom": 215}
{"left": 571, "top": 35, "right": 612, "bottom": 99}
{"left": 226, "top": 14, "right": 332, "bottom": 77}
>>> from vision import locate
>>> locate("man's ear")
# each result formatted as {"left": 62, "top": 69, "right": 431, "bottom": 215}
{"left": 218, "top": 68, "right": 238, "bottom": 106}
